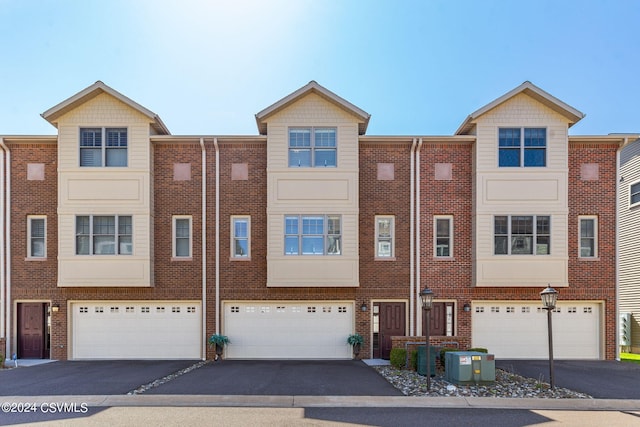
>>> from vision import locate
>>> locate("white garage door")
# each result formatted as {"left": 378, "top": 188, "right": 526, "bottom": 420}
{"left": 472, "top": 301, "right": 601, "bottom": 359}
{"left": 71, "top": 301, "right": 202, "bottom": 359}
{"left": 224, "top": 302, "right": 354, "bottom": 359}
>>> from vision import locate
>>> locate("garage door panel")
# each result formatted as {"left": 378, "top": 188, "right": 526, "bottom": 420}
{"left": 224, "top": 302, "right": 353, "bottom": 359}
{"left": 72, "top": 302, "right": 201, "bottom": 360}
{"left": 472, "top": 302, "right": 600, "bottom": 360}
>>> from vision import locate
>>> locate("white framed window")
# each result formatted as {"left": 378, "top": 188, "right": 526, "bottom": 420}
{"left": 375, "top": 216, "right": 394, "bottom": 258}
{"left": 494, "top": 215, "right": 550, "bottom": 255}
{"left": 284, "top": 215, "right": 341, "bottom": 255}
{"left": 232, "top": 216, "right": 250, "bottom": 258}
{"left": 630, "top": 181, "right": 640, "bottom": 207}
{"left": 173, "top": 216, "right": 192, "bottom": 258}
{"left": 579, "top": 216, "right": 598, "bottom": 258}
{"left": 434, "top": 216, "right": 453, "bottom": 257}
{"left": 498, "top": 128, "right": 546, "bottom": 167}
{"left": 288, "top": 128, "right": 337, "bottom": 167}
{"left": 27, "top": 215, "right": 46, "bottom": 258}
{"left": 80, "top": 127, "right": 128, "bottom": 167}
{"left": 76, "top": 215, "right": 132, "bottom": 255}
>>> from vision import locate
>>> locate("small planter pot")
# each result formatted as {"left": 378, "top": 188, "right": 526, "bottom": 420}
{"left": 352, "top": 343, "right": 361, "bottom": 359}
{"left": 215, "top": 344, "right": 224, "bottom": 360}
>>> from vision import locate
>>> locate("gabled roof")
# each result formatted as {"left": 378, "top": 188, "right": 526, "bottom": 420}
{"left": 455, "top": 81, "right": 585, "bottom": 135}
{"left": 255, "top": 81, "right": 371, "bottom": 135}
{"left": 41, "top": 81, "right": 170, "bottom": 135}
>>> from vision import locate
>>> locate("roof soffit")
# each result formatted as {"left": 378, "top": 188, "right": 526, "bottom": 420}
{"left": 455, "top": 81, "right": 585, "bottom": 135}
{"left": 255, "top": 81, "right": 371, "bottom": 135}
{"left": 41, "top": 81, "right": 170, "bottom": 135}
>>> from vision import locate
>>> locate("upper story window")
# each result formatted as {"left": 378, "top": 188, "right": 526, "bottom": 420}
{"left": 80, "top": 128, "right": 128, "bottom": 167}
{"left": 288, "top": 128, "right": 336, "bottom": 167}
{"left": 173, "top": 216, "right": 192, "bottom": 258}
{"left": 494, "top": 215, "right": 550, "bottom": 255}
{"left": 434, "top": 216, "right": 453, "bottom": 257}
{"left": 498, "top": 128, "right": 546, "bottom": 167}
{"left": 284, "top": 215, "right": 341, "bottom": 255}
{"left": 28, "top": 216, "right": 46, "bottom": 259}
{"left": 630, "top": 181, "right": 640, "bottom": 207}
{"left": 375, "top": 216, "right": 394, "bottom": 258}
{"left": 76, "top": 215, "right": 132, "bottom": 255}
{"left": 232, "top": 216, "right": 250, "bottom": 258}
{"left": 579, "top": 216, "right": 598, "bottom": 258}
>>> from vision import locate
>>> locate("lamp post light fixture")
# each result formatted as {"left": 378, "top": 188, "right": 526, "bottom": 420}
{"left": 540, "top": 284, "right": 558, "bottom": 389}
{"left": 420, "top": 287, "right": 434, "bottom": 390}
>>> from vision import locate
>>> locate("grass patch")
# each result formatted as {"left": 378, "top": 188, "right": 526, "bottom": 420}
{"left": 620, "top": 352, "right": 640, "bottom": 364}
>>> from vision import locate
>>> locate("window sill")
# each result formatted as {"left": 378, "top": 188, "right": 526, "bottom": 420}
{"left": 375, "top": 257, "right": 396, "bottom": 261}
{"left": 171, "top": 257, "right": 193, "bottom": 262}
{"left": 578, "top": 257, "right": 600, "bottom": 261}
{"left": 25, "top": 257, "right": 47, "bottom": 261}
{"left": 230, "top": 257, "right": 251, "bottom": 261}
{"left": 434, "top": 256, "right": 455, "bottom": 261}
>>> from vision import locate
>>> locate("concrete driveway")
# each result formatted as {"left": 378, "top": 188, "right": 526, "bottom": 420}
{"left": 496, "top": 359, "right": 640, "bottom": 399}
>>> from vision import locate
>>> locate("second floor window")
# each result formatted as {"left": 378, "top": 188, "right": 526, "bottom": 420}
{"left": 80, "top": 128, "right": 128, "bottom": 167}
{"left": 579, "top": 216, "right": 597, "bottom": 258}
{"left": 284, "top": 215, "right": 341, "bottom": 255}
{"left": 232, "top": 216, "right": 250, "bottom": 258}
{"left": 494, "top": 215, "right": 550, "bottom": 255}
{"left": 173, "top": 216, "right": 192, "bottom": 258}
{"left": 499, "top": 128, "right": 546, "bottom": 167}
{"left": 375, "top": 216, "right": 394, "bottom": 258}
{"left": 288, "top": 128, "right": 337, "bottom": 167}
{"left": 434, "top": 216, "right": 453, "bottom": 257}
{"left": 76, "top": 215, "right": 132, "bottom": 255}
{"left": 28, "top": 216, "right": 46, "bottom": 258}
{"left": 630, "top": 181, "right": 640, "bottom": 207}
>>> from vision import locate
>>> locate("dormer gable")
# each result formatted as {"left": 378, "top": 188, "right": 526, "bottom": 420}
{"left": 455, "top": 81, "right": 584, "bottom": 136}
{"left": 255, "top": 81, "right": 370, "bottom": 135}
{"left": 41, "top": 81, "right": 170, "bottom": 135}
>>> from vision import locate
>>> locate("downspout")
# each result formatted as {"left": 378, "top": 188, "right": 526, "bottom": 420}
{"left": 409, "top": 138, "right": 417, "bottom": 336}
{"left": 0, "top": 138, "right": 10, "bottom": 359}
{"left": 615, "top": 139, "right": 626, "bottom": 360}
{"left": 199, "top": 138, "right": 207, "bottom": 360}
{"left": 0, "top": 138, "right": 6, "bottom": 350}
{"left": 415, "top": 137, "right": 423, "bottom": 336}
{"left": 213, "top": 138, "right": 220, "bottom": 335}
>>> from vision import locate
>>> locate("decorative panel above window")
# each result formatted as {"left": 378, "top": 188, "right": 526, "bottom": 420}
{"left": 80, "top": 128, "right": 127, "bottom": 167}
{"left": 498, "top": 128, "right": 546, "bottom": 167}
{"left": 494, "top": 215, "right": 550, "bottom": 255}
{"left": 284, "top": 215, "right": 341, "bottom": 255}
{"left": 288, "top": 128, "right": 336, "bottom": 167}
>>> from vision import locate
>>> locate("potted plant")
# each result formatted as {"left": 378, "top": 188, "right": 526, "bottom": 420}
{"left": 208, "top": 334, "right": 230, "bottom": 360}
{"left": 347, "top": 333, "right": 364, "bottom": 359}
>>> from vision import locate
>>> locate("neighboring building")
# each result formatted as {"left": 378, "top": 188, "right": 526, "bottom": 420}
{"left": 619, "top": 139, "right": 640, "bottom": 353}
{"left": 0, "top": 80, "right": 632, "bottom": 361}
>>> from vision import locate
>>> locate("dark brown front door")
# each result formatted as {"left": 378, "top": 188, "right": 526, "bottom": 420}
{"left": 430, "top": 302, "right": 454, "bottom": 337}
{"left": 17, "top": 303, "right": 47, "bottom": 359}
{"left": 377, "top": 302, "right": 405, "bottom": 359}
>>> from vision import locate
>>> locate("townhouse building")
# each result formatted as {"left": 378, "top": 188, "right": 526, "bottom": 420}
{"left": 0, "top": 80, "right": 630, "bottom": 362}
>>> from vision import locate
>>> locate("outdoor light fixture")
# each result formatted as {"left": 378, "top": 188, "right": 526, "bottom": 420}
{"left": 463, "top": 303, "right": 471, "bottom": 312}
{"left": 361, "top": 303, "right": 368, "bottom": 312}
{"left": 540, "top": 284, "right": 558, "bottom": 389}
{"left": 420, "top": 288, "right": 434, "bottom": 390}
{"left": 51, "top": 304, "right": 60, "bottom": 313}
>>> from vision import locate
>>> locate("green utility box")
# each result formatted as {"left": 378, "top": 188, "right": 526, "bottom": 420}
{"left": 416, "top": 346, "right": 437, "bottom": 377}
{"left": 444, "top": 351, "right": 495, "bottom": 385}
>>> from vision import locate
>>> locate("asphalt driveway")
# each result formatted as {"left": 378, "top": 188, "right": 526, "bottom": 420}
{"left": 496, "top": 359, "right": 640, "bottom": 399}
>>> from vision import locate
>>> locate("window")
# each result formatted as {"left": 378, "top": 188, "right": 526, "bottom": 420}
{"left": 434, "top": 216, "right": 453, "bottom": 257}
{"left": 630, "top": 182, "right": 640, "bottom": 206}
{"left": 232, "top": 216, "right": 250, "bottom": 258}
{"left": 28, "top": 216, "right": 46, "bottom": 258}
{"left": 579, "top": 216, "right": 597, "bottom": 258}
{"left": 284, "top": 215, "right": 341, "bottom": 255}
{"left": 173, "top": 216, "right": 192, "bottom": 258}
{"left": 288, "top": 128, "right": 336, "bottom": 167}
{"left": 76, "top": 215, "right": 132, "bottom": 255}
{"left": 80, "top": 128, "right": 127, "bottom": 167}
{"left": 494, "top": 215, "right": 550, "bottom": 255}
{"left": 498, "top": 128, "right": 546, "bottom": 167}
{"left": 375, "top": 216, "right": 394, "bottom": 258}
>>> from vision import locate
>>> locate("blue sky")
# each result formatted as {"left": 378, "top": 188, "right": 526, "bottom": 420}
{"left": 1, "top": 0, "right": 638, "bottom": 136}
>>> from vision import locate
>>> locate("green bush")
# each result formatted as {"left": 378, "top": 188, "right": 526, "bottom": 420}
{"left": 439, "top": 347, "right": 458, "bottom": 368}
{"left": 409, "top": 350, "right": 418, "bottom": 370}
{"left": 390, "top": 348, "right": 406, "bottom": 369}
{"left": 468, "top": 347, "right": 488, "bottom": 353}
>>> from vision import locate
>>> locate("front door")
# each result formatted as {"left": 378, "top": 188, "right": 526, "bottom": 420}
{"left": 17, "top": 303, "right": 47, "bottom": 359}
{"left": 375, "top": 302, "right": 405, "bottom": 359}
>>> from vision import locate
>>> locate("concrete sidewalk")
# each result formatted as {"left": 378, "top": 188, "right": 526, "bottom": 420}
{"left": 0, "top": 394, "right": 639, "bottom": 412}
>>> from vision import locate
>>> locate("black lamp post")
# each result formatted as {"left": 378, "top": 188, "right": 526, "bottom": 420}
{"left": 420, "top": 287, "right": 434, "bottom": 390}
{"left": 540, "top": 285, "right": 558, "bottom": 389}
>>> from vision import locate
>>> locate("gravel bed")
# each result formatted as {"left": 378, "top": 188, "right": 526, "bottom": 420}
{"left": 374, "top": 365, "right": 592, "bottom": 399}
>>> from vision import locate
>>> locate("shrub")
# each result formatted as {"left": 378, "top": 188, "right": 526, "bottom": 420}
{"left": 390, "top": 348, "right": 406, "bottom": 369}
{"left": 468, "top": 347, "right": 488, "bottom": 353}
{"left": 409, "top": 350, "right": 418, "bottom": 370}
{"left": 439, "top": 347, "right": 459, "bottom": 368}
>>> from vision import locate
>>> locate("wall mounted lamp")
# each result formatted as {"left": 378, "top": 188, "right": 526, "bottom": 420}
{"left": 51, "top": 304, "right": 60, "bottom": 313}
{"left": 463, "top": 303, "right": 471, "bottom": 312}
{"left": 360, "top": 303, "right": 368, "bottom": 312}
